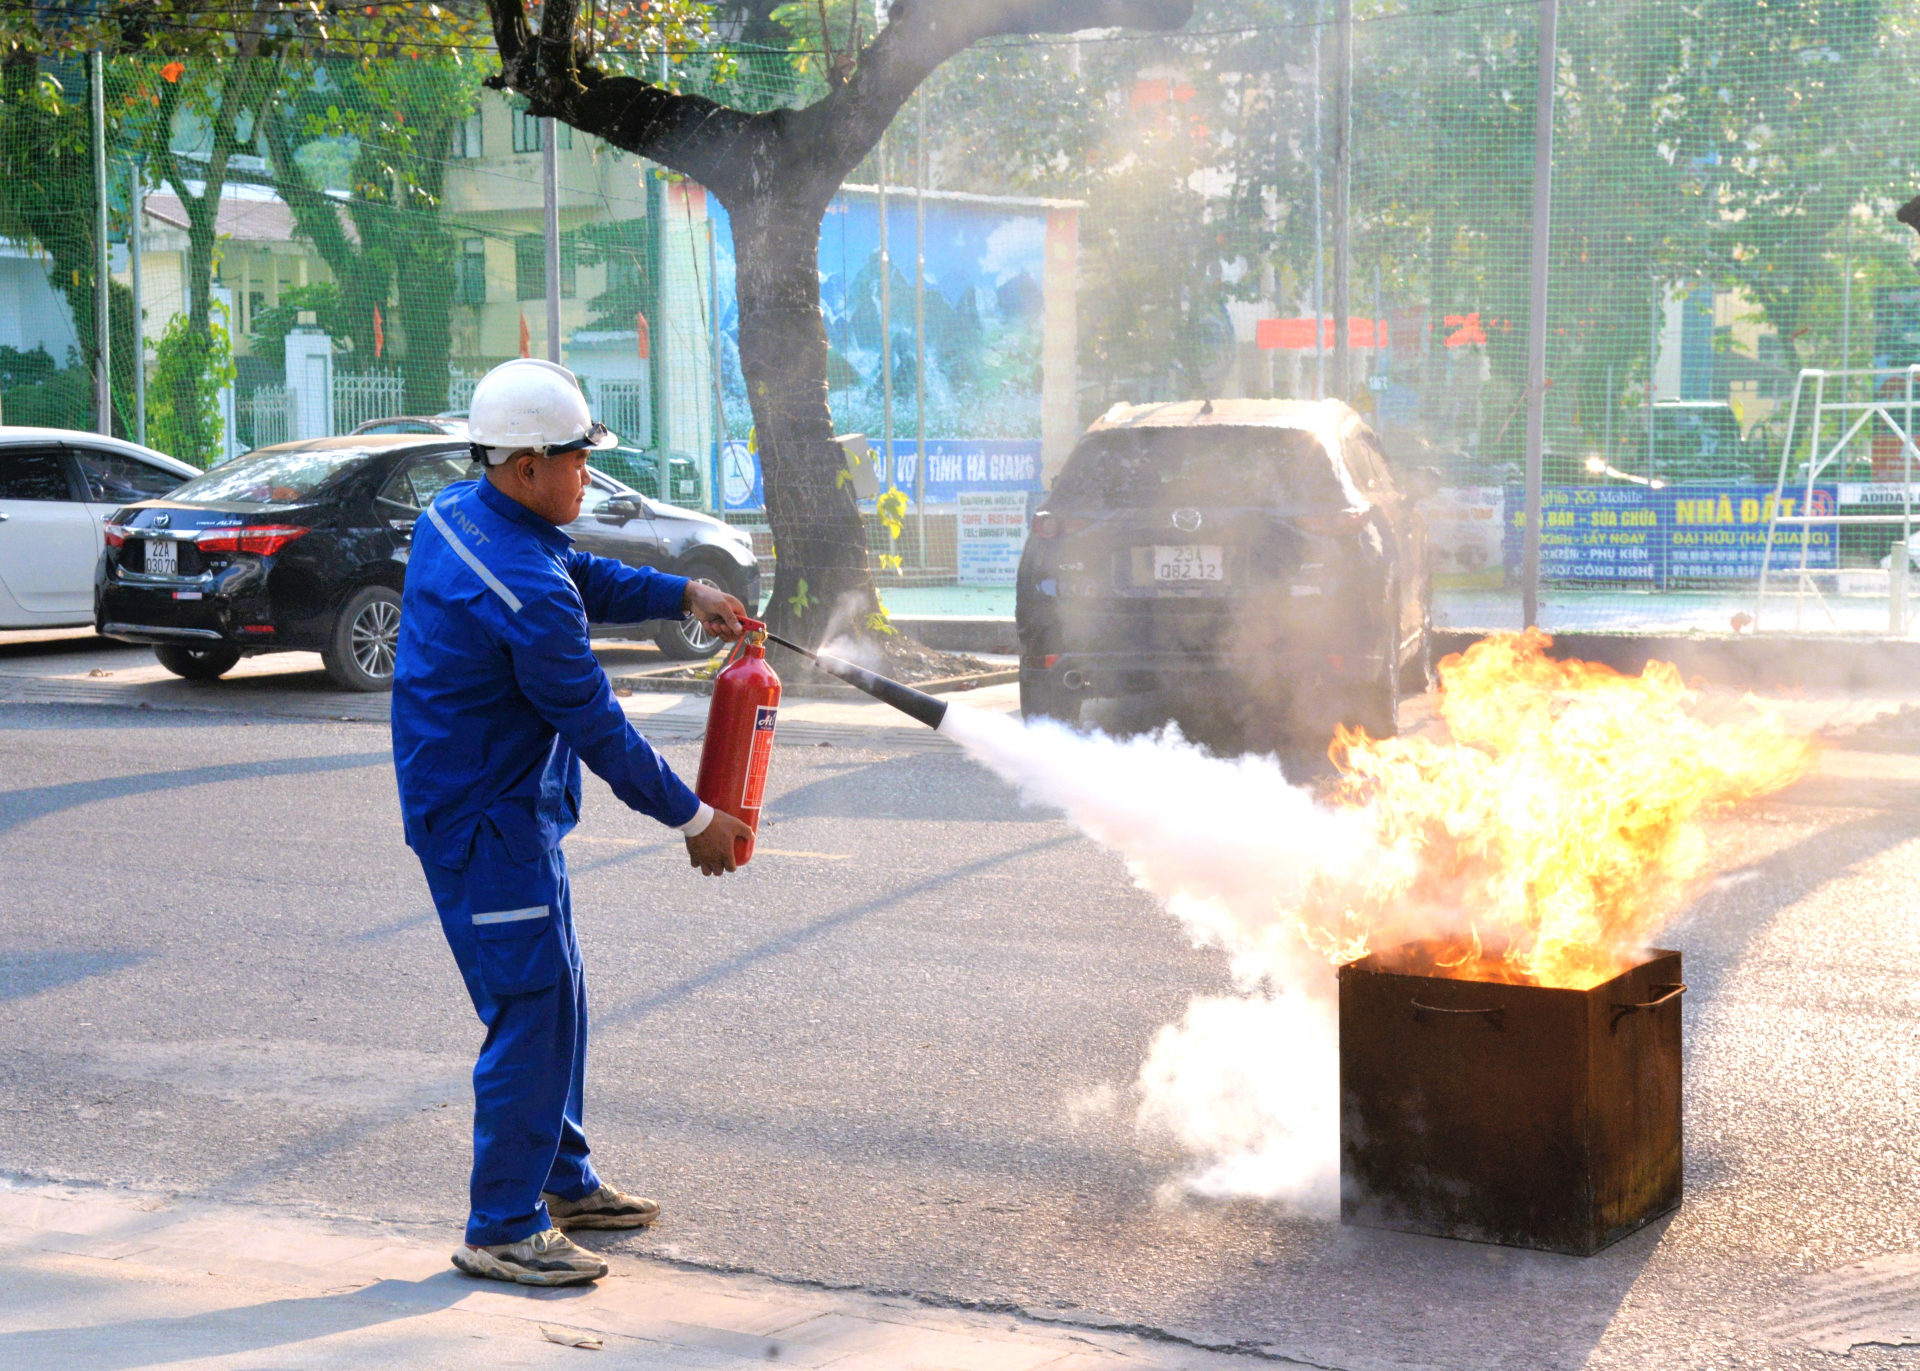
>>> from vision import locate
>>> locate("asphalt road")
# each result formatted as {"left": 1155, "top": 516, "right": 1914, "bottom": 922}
{"left": 5, "top": 647, "right": 1920, "bottom": 1368}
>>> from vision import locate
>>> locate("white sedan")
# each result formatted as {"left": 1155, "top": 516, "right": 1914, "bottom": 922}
{"left": 0, "top": 427, "right": 202, "bottom": 629}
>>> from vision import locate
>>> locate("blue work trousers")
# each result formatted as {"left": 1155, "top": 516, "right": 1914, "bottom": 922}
{"left": 420, "top": 823, "right": 602, "bottom": 1246}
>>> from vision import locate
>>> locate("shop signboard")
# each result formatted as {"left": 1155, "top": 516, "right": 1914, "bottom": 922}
{"left": 1501, "top": 482, "right": 1839, "bottom": 582}
{"left": 957, "top": 490, "right": 1030, "bottom": 585}
{"left": 718, "top": 437, "right": 1041, "bottom": 513}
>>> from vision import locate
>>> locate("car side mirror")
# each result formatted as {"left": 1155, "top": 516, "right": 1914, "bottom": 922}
{"left": 1404, "top": 466, "right": 1443, "bottom": 503}
{"left": 601, "top": 496, "right": 641, "bottom": 523}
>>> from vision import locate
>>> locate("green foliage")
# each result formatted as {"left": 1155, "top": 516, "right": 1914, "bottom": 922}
{"left": 247, "top": 284, "right": 349, "bottom": 363}
{"left": 0, "top": 359, "right": 92, "bottom": 431}
{"left": 864, "top": 603, "right": 898, "bottom": 636}
{"left": 875, "top": 487, "right": 907, "bottom": 540}
{"left": 149, "top": 309, "right": 235, "bottom": 468}
{"left": 572, "top": 219, "right": 655, "bottom": 333}
{"left": 786, "top": 576, "right": 814, "bottom": 617}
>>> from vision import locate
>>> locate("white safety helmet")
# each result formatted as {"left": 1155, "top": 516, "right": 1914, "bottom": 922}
{"left": 467, "top": 358, "right": 619, "bottom": 465}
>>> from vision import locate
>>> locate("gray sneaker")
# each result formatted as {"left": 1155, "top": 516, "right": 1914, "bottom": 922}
{"left": 451, "top": 1227, "right": 608, "bottom": 1286}
{"left": 542, "top": 1183, "right": 661, "bottom": 1231}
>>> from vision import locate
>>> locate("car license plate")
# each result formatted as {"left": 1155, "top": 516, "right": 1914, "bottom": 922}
{"left": 1153, "top": 544, "right": 1224, "bottom": 583}
{"left": 145, "top": 539, "right": 177, "bottom": 576}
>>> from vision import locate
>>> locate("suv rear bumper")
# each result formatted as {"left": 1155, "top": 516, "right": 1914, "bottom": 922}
{"left": 1022, "top": 646, "right": 1393, "bottom": 700}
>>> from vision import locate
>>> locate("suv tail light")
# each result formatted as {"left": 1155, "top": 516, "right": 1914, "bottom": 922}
{"left": 1288, "top": 509, "right": 1370, "bottom": 538}
{"left": 197, "top": 525, "right": 310, "bottom": 556}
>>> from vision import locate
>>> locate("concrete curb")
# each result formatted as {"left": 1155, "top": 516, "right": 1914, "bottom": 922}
{"left": 894, "top": 618, "right": 1022, "bottom": 655}
{"left": 1434, "top": 630, "right": 1920, "bottom": 690}
{"left": 900, "top": 616, "right": 1920, "bottom": 691}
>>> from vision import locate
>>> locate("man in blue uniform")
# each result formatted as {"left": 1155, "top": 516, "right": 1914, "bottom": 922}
{"left": 391, "top": 359, "right": 752, "bottom": 1287}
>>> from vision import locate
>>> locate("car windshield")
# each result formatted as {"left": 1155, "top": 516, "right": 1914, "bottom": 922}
{"left": 1050, "top": 427, "right": 1344, "bottom": 511}
{"left": 167, "top": 449, "right": 372, "bottom": 505}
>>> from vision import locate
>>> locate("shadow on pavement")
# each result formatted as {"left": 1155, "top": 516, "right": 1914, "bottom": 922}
{"left": 0, "top": 632, "right": 143, "bottom": 662}
{"left": 0, "top": 752, "right": 390, "bottom": 838}
{"left": 0, "top": 951, "right": 151, "bottom": 1004}
{"left": 0, "top": 1273, "right": 478, "bottom": 1370}
{"left": 594, "top": 833, "right": 1078, "bottom": 1031}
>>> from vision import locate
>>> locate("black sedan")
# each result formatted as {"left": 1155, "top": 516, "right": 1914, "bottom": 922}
{"left": 96, "top": 436, "right": 761, "bottom": 690}
{"left": 1016, "top": 398, "right": 1434, "bottom": 747}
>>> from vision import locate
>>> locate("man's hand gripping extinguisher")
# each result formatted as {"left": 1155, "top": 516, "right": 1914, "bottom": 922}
{"left": 695, "top": 617, "right": 780, "bottom": 866}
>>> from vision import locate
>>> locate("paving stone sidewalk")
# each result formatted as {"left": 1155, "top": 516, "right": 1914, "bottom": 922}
{"left": 0, "top": 1181, "right": 1258, "bottom": 1370}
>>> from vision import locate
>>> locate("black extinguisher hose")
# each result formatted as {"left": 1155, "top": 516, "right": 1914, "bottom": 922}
{"left": 761, "top": 630, "right": 949, "bottom": 731}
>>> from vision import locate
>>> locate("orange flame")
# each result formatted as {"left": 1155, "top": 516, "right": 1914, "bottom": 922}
{"left": 1297, "top": 630, "right": 1814, "bottom": 990}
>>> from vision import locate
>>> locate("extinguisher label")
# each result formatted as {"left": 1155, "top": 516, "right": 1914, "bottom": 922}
{"left": 741, "top": 705, "right": 777, "bottom": 811}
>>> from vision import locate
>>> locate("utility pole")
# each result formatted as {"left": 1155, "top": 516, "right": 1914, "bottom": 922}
{"left": 914, "top": 89, "right": 928, "bottom": 565}
{"left": 91, "top": 51, "right": 111, "bottom": 436}
{"left": 542, "top": 118, "right": 562, "bottom": 366}
{"left": 647, "top": 54, "right": 670, "bottom": 496}
{"left": 1331, "top": 0, "right": 1352, "bottom": 402}
{"left": 1647, "top": 275, "right": 1659, "bottom": 478}
{"left": 879, "top": 136, "right": 894, "bottom": 491}
{"left": 1840, "top": 212, "right": 1854, "bottom": 403}
{"left": 709, "top": 217, "right": 724, "bottom": 513}
{"left": 1310, "top": 1, "right": 1325, "bottom": 400}
{"left": 130, "top": 158, "right": 146, "bottom": 446}
{"left": 1521, "top": 0, "right": 1560, "bottom": 630}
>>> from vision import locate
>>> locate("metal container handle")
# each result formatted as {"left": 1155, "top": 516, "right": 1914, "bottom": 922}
{"left": 1610, "top": 982, "right": 1687, "bottom": 1031}
{"left": 1411, "top": 999, "right": 1505, "bottom": 1030}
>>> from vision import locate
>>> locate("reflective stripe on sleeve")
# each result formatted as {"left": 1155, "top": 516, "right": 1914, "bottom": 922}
{"left": 472, "top": 905, "right": 547, "bottom": 926}
{"left": 426, "top": 504, "right": 524, "bottom": 613}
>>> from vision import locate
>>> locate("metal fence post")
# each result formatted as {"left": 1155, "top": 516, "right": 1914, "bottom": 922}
{"left": 1521, "top": 0, "right": 1559, "bottom": 629}
{"left": 91, "top": 51, "right": 111, "bottom": 436}
{"left": 1331, "top": 0, "right": 1352, "bottom": 401}
{"left": 542, "top": 118, "right": 561, "bottom": 365}
{"left": 130, "top": 157, "right": 145, "bottom": 447}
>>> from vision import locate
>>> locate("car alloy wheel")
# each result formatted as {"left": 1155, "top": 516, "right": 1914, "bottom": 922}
{"left": 655, "top": 573, "right": 734, "bottom": 660}
{"left": 351, "top": 596, "right": 401, "bottom": 679}
{"left": 323, "top": 584, "right": 405, "bottom": 691}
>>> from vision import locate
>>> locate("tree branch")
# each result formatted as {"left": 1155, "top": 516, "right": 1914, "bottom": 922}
{"left": 796, "top": 0, "right": 1192, "bottom": 181}
{"left": 484, "top": 0, "right": 1189, "bottom": 209}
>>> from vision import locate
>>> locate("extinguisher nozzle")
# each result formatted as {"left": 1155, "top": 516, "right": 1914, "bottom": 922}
{"left": 765, "top": 631, "right": 948, "bottom": 731}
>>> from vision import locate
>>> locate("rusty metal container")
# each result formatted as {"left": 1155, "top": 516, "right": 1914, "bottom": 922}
{"left": 1338, "top": 943, "right": 1684, "bottom": 1256}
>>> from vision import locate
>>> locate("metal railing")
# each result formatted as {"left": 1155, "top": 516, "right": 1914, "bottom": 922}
{"left": 235, "top": 386, "right": 292, "bottom": 450}
{"left": 584, "top": 378, "right": 649, "bottom": 449}
{"left": 332, "top": 370, "right": 406, "bottom": 431}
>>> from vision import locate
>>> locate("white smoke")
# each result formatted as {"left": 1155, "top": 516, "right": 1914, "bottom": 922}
{"left": 936, "top": 704, "right": 1374, "bottom": 1214}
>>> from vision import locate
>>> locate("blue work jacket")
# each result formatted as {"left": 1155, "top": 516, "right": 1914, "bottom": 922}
{"left": 391, "top": 477, "right": 700, "bottom": 869}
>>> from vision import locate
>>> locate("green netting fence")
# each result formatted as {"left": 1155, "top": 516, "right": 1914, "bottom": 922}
{"left": 4, "top": 1, "right": 1918, "bottom": 631}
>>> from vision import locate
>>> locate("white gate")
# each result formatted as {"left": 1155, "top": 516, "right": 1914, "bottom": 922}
{"left": 236, "top": 387, "right": 293, "bottom": 451}
{"left": 332, "top": 371, "right": 406, "bottom": 433}
{"left": 447, "top": 372, "right": 479, "bottom": 415}
{"left": 585, "top": 378, "right": 650, "bottom": 449}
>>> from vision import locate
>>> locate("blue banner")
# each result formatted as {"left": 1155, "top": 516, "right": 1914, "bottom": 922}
{"left": 719, "top": 437, "right": 1043, "bottom": 513}
{"left": 1502, "top": 483, "right": 1840, "bottom": 583}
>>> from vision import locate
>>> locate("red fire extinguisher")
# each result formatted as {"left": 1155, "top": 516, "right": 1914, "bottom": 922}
{"left": 695, "top": 616, "right": 781, "bottom": 866}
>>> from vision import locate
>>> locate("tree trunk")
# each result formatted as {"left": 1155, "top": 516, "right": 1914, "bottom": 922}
{"left": 731, "top": 195, "right": 875, "bottom": 650}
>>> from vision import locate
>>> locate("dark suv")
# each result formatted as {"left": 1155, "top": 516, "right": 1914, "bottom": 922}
{"left": 1016, "top": 399, "right": 1434, "bottom": 745}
